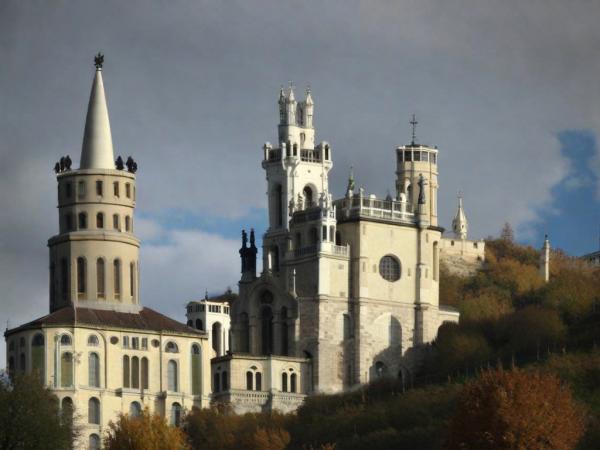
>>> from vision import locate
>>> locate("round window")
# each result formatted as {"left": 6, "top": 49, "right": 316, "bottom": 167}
{"left": 151, "top": 339, "right": 160, "bottom": 348}
{"left": 110, "top": 336, "right": 119, "bottom": 345}
{"left": 379, "top": 255, "right": 401, "bottom": 282}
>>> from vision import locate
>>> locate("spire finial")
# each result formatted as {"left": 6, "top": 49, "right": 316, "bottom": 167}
{"left": 205, "top": 289, "right": 209, "bottom": 300}
{"left": 410, "top": 114, "right": 418, "bottom": 145}
{"left": 94, "top": 52, "right": 104, "bottom": 70}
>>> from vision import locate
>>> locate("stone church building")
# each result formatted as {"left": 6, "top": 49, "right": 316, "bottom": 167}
{"left": 212, "top": 86, "right": 461, "bottom": 413}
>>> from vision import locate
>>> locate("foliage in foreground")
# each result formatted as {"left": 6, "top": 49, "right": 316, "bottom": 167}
{"left": 103, "top": 408, "right": 189, "bottom": 450}
{"left": 444, "top": 368, "right": 585, "bottom": 450}
{"left": 0, "top": 372, "right": 76, "bottom": 450}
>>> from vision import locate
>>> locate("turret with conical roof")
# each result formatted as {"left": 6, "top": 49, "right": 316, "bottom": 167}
{"left": 48, "top": 54, "right": 141, "bottom": 314}
{"left": 452, "top": 194, "right": 468, "bottom": 240}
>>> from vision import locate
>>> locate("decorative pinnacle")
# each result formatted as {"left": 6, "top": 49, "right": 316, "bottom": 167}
{"left": 94, "top": 52, "right": 104, "bottom": 70}
{"left": 410, "top": 114, "right": 418, "bottom": 145}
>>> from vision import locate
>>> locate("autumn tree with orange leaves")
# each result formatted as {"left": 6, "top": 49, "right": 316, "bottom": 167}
{"left": 444, "top": 368, "right": 585, "bottom": 450}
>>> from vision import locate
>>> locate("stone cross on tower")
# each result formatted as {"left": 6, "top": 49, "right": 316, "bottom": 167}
{"left": 410, "top": 114, "right": 418, "bottom": 145}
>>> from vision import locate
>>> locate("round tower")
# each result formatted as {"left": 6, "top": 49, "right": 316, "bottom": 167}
{"left": 395, "top": 115, "right": 439, "bottom": 226}
{"left": 48, "top": 54, "right": 141, "bottom": 313}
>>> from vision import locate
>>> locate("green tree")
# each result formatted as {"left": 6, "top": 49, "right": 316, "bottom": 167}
{"left": 103, "top": 408, "right": 189, "bottom": 450}
{"left": 444, "top": 368, "right": 585, "bottom": 450}
{"left": 0, "top": 372, "right": 76, "bottom": 450}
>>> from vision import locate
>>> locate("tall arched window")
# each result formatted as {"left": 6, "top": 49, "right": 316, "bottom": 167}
{"left": 171, "top": 403, "right": 182, "bottom": 427}
{"left": 141, "top": 357, "right": 149, "bottom": 389}
{"left": 60, "top": 352, "right": 73, "bottom": 387}
{"left": 281, "top": 307, "right": 289, "bottom": 356}
{"left": 88, "top": 397, "right": 100, "bottom": 424}
{"left": 96, "top": 259, "right": 105, "bottom": 298}
{"left": 165, "top": 342, "right": 179, "bottom": 353}
{"left": 275, "top": 184, "right": 283, "bottom": 227}
{"left": 303, "top": 186, "right": 313, "bottom": 208}
{"left": 125, "top": 216, "right": 131, "bottom": 232}
{"left": 77, "top": 257, "right": 86, "bottom": 299}
{"left": 246, "top": 371, "right": 253, "bottom": 390}
{"left": 129, "top": 262, "right": 135, "bottom": 300}
{"left": 195, "top": 319, "right": 203, "bottom": 330}
{"left": 191, "top": 345, "right": 201, "bottom": 395}
{"left": 60, "top": 258, "right": 68, "bottom": 301}
{"left": 213, "top": 372, "right": 220, "bottom": 392}
{"left": 131, "top": 356, "right": 140, "bottom": 389}
{"left": 61, "top": 397, "right": 73, "bottom": 422}
{"left": 113, "top": 214, "right": 120, "bottom": 230}
{"left": 123, "top": 355, "right": 130, "bottom": 388}
{"left": 88, "top": 353, "right": 100, "bottom": 387}
{"left": 60, "top": 334, "right": 72, "bottom": 346}
{"left": 281, "top": 372, "right": 288, "bottom": 392}
{"left": 261, "top": 306, "right": 273, "bottom": 355}
{"left": 114, "top": 260, "right": 121, "bottom": 299}
{"left": 168, "top": 360, "right": 178, "bottom": 392}
{"left": 291, "top": 373, "right": 297, "bottom": 393}
{"left": 88, "top": 335, "right": 99, "bottom": 346}
{"left": 130, "top": 401, "right": 141, "bottom": 418}
{"left": 32, "top": 334, "right": 44, "bottom": 381}
{"left": 78, "top": 212, "right": 87, "bottom": 229}
{"left": 96, "top": 212, "right": 104, "bottom": 229}
{"left": 212, "top": 322, "right": 222, "bottom": 356}
{"left": 221, "top": 371, "right": 228, "bottom": 390}
{"left": 255, "top": 372, "right": 262, "bottom": 391}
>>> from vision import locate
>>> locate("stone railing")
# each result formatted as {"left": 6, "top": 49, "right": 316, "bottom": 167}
{"left": 333, "top": 196, "right": 416, "bottom": 224}
{"left": 287, "top": 242, "right": 349, "bottom": 260}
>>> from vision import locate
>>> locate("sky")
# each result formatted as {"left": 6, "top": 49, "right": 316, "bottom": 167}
{"left": 1, "top": 0, "right": 600, "bottom": 365}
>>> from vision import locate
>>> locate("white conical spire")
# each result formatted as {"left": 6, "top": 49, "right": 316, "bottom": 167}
{"left": 452, "top": 194, "right": 468, "bottom": 239}
{"left": 80, "top": 54, "right": 115, "bottom": 169}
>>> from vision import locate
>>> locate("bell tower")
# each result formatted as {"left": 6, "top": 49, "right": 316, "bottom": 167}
{"left": 261, "top": 85, "right": 333, "bottom": 274}
{"left": 48, "top": 54, "right": 141, "bottom": 313}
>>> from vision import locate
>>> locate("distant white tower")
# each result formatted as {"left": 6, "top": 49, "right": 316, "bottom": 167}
{"left": 540, "top": 235, "right": 550, "bottom": 282}
{"left": 452, "top": 194, "right": 468, "bottom": 240}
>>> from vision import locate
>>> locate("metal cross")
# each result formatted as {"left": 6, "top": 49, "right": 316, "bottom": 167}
{"left": 94, "top": 52, "right": 104, "bottom": 69}
{"left": 410, "top": 114, "right": 418, "bottom": 145}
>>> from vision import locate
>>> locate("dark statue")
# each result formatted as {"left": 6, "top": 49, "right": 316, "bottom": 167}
{"left": 94, "top": 53, "right": 104, "bottom": 69}
{"left": 241, "top": 229, "right": 248, "bottom": 248}
{"left": 125, "top": 156, "right": 138, "bottom": 173}
{"left": 418, "top": 174, "right": 427, "bottom": 205}
{"left": 59, "top": 157, "right": 65, "bottom": 172}
{"left": 54, "top": 162, "right": 60, "bottom": 173}
{"left": 115, "top": 156, "right": 124, "bottom": 170}
{"left": 64, "top": 155, "right": 72, "bottom": 170}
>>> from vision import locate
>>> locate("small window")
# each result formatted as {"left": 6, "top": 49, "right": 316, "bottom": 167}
{"left": 65, "top": 214, "right": 73, "bottom": 231}
{"left": 125, "top": 216, "right": 131, "bottom": 232}
{"left": 130, "top": 401, "right": 141, "bottom": 418}
{"left": 126, "top": 183, "right": 131, "bottom": 198}
{"left": 65, "top": 183, "right": 72, "bottom": 198}
{"left": 113, "top": 214, "right": 120, "bottom": 230}
{"left": 141, "top": 338, "right": 148, "bottom": 350}
{"left": 132, "top": 337, "right": 139, "bottom": 350}
{"left": 214, "top": 373, "right": 220, "bottom": 392}
{"left": 171, "top": 403, "right": 182, "bottom": 427}
{"left": 123, "top": 336, "right": 129, "bottom": 349}
{"left": 379, "top": 255, "right": 401, "bottom": 282}
{"left": 222, "top": 371, "right": 228, "bottom": 390}
{"left": 78, "top": 181, "right": 85, "bottom": 198}
{"left": 60, "top": 334, "right": 72, "bottom": 346}
{"left": 88, "top": 397, "right": 100, "bottom": 424}
{"left": 113, "top": 182, "right": 119, "bottom": 197}
{"left": 255, "top": 372, "right": 262, "bottom": 391}
{"left": 165, "top": 342, "right": 179, "bottom": 353}
{"left": 89, "top": 434, "right": 101, "bottom": 450}
{"left": 291, "top": 373, "right": 297, "bottom": 393}
{"left": 96, "top": 180, "right": 103, "bottom": 196}
{"left": 88, "top": 335, "right": 99, "bottom": 346}
{"left": 246, "top": 371, "right": 253, "bottom": 390}
{"left": 404, "top": 150, "right": 412, "bottom": 161}
{"left": 78, "top": 213, "right": 87, "bottom": 229}
{"left": 96, "top": 212, "right": 104, "bottom": 229}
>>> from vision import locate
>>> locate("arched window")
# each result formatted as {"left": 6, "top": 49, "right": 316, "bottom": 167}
{"left": 212, "top": 322, "right": 222, "bottom": 356}
{"left": 213, "top": 372, "right": 220, "bottom": 392}
{"left": 60, "top": 258, "right": 68, "bottom": 301}
{"left": 281, "top": 372, "right": 288, "bottom": 392}
{"left": 78, "top": 181, "right": 86, "bottom": 198}
{"left": 114, "top": 260, "right": 121, "bottom": 299}
{"left": 281, "top": 307, "right": 289, "bottom": 356}
{"left": 95, "top": 180, "right": 103, "bottom": 196}
{"left": 89, "top": 434, "right": 101, "bottom": 450}
{"left": 65, "top": 213, "right": 74, "bottom": 231}
{"left": 191, "top": 345, "right": 201, "bottom": 395}
{"left": 78, "top": 212, "right": 87, "bottom": 229}
{"left": 141, "top": 357, "right": 149, "bottom": 389}
{"left": 255, "top": 372, "right": 262, "bottom": 391}
{"left": 221, "top": 371, "right": 228, "bottom": 390}
{"left": 88, "top": 397, "right": 100, "bottom": 424}
{"left": 343, "top": 314, "right": 352, "bottom": 340}
{"left": 246, "top": 371, "right": 253, "bottom": 390}
{"left": 171, "top": 403, "right": 182, "bottom": 427}
{"left": 165, "top": 341, "right": 179, "bottom": 353}
{"left": 60, "top": 334, "right": 72, "bottom": 346}
{"left": 275, "top": 184, "right": 283, "bottom": 227}
{"left": 131, "top": 356, "right": 140, "bottom": 389}
{"left": 77, "top": 257, "right": 86, "bottom": 298}
{"left": 88, "top": 353, "right": 100, "bottom": 387}
{"left": 96, "top": 259, "right": 105, "bottom": 298}
{"left": 88, "top": 335, "right": 99, "bottom": 348}
{"left": 375, "top": 361, "right": 387, "bottom": 378}
{"left": 113, "top": 214, "right": 120, "bottom": 230}
{"left": 61, "top": 397, "right": 73, "bottom": 422}
{"left": 60, "top": 352, "right": 73, "bottom": 387}
{"left": 32, "top": 334, "right": 44, "bottom": 381}
{"left": 125, "top": 183, "right": 131, "bottom": 198}
{"left": 379, "top": 255, "right": 401, "bottom": 282}
{"left": 96, "top": 212, "right": 104, "bottom": 229}
{"left": 195, "top": 318, "right": 203, "bottom": 330}
{"left": 303, "top": 186, "right": 313, "bottom": 208}
{"left": 125, "top": 215, "right": 131, "bottom": 232}
{"left": 113, "top": 181, "right": 119, "bottom": 197}
{"left": 168, "top": 360, "right": 178, "bottom": 392}
{"left": 291, "top": 373, "right": 297, "bottom": 393}
{"left": 129, "top": 262, "right": 135, "bottom": 300}
{"left": 261, "top": 306, "right": 273, "bottom": 355}
{"left": 130, "top": 401, "right": 141, "bottom": 418}
{"left": 123, "top": 355, "right": 130, "bottom": 388}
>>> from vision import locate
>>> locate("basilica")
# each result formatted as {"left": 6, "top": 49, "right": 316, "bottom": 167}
{"left": 5, "top": 57, "right": 485, "bottom": 446}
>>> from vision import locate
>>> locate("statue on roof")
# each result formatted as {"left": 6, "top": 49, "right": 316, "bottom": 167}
{"left": 64, "top": 155, "right": 72, "bottom": 170}
{"left": 115, "top": 156, "right": 124, "bottom": 170}
{"left": 418, "top": 174, "right": 427, "bottom": 205}
{"left": 94, "top": 53, "right": 104, "bottom": 69}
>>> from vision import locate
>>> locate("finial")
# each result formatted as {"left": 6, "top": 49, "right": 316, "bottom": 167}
{"left": 347, "top": 165, "right": 355, "bottom": 193}
{"left": 94, "top": 52, "right": 104, "bottom": 70}
{"left": 204, "top": 289, "right": 209, "bottom": 300}
{"left": 410, "top": 114, "right": 418, "bottom": 145}
{"left": 306, "top": 84, "right": 311, "bottom": 95}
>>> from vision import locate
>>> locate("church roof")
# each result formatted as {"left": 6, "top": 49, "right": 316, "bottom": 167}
{"left": 5, "top": 306, "right": 204, "bottom": 337}
{"left": 79, "top": 55, "right": 115, "bottom": 170}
